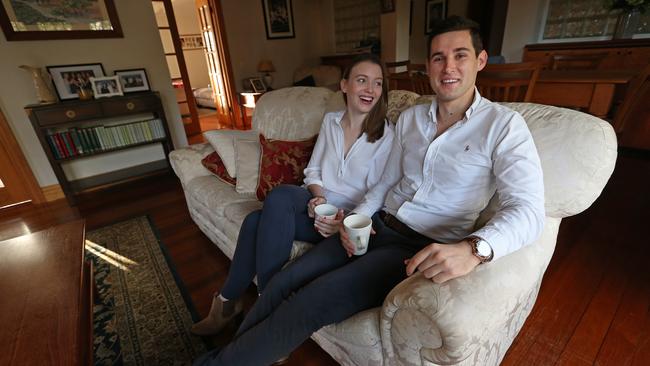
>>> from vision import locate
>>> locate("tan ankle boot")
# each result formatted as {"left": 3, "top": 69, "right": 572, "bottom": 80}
{"left": 190, "top": 295, "right": 243, "bottom": 336}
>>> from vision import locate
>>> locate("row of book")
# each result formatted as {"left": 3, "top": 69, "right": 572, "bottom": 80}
{"left": 46, "top": 119, "right": 166, "bottom": 159}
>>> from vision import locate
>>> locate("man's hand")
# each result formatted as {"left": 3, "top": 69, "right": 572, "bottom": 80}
{"left": 307, "top": 196, "right": 327, "bottom": 218}
{"left": 339, "top": 221, "right": 375, "bottom": 257}
{"left": 314, "top": 209, "right": 344, "bottom": 237}
{"left": 405, "top": 240, "right": 481, "bottom": 283}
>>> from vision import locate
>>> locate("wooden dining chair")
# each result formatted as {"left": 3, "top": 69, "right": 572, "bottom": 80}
{"left": 385, "top": 60, "right": 410, "bottom": 75}
{"left": 612, "top": 65, "right": 650, "bottom": 140}
{"left": 550, "top": 53, "right": 607, "bottom": 70}
{"left": 476, "top": 62, "right": 541, "bottom": 102}
{"left": 411, "top": 73, "right": 433, "bottom": 95}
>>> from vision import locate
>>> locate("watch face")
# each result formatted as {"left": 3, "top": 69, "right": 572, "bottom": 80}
{"left": 476, "top": 240, "right": 492, "bottom": 257}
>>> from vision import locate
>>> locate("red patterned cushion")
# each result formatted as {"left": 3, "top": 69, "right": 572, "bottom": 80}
{"left": 256, "top": 134, "right": 318, "bottom": 200}
{"left": 202, "top": 151, "right": 236, "bottom": 186}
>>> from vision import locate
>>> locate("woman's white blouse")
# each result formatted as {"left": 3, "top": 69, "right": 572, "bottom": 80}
{"left": 303, "top": 110, "right": 394, "bottom": 212}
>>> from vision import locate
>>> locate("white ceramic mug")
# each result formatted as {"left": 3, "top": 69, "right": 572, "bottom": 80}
{"left": 314, "top": 203, "right": 338, "bottom": 220}
{"left": 343, "top": 214, "right": 372, "bottom": 255}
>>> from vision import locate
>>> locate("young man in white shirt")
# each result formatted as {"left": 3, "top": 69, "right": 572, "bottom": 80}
{"left": 193, "top": 16, "right": 544, "bottom": 366}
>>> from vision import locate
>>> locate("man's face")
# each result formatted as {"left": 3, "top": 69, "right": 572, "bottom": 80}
{"left": 426, "top": 30, "right": 487, "bottom": 104}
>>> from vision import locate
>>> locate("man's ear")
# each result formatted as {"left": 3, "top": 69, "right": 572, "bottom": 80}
{"left": 340, "top": 78, "right": 347, "bottom": 93}
{"left": 477, "top": 50, "right": 488, "bottom": 71}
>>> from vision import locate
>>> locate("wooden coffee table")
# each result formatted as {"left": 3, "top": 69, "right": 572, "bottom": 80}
{"left": 0, "top": 220, "right": 92, "bottom": 365}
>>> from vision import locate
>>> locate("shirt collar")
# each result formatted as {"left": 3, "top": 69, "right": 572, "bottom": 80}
{"left": 427, "top": 87, "right": 483, "bottom": 125}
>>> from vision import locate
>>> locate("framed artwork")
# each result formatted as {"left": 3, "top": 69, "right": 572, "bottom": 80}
{"left": 180, "top": 34, "right": 204, "bottom": 50}
{"left": 425, "top": 0, "right": 447, "bottom": 35}
{"left": 261, "top": 0, "right": 295, "bottom": 39}
{"left": 115, "top": 69, "right": 150, "bottom": 93}
{"left": 249, "top": 77, "right": 266, "bottom": 93}
{"left": 381, "top": 0, "right": 395, "bottom": 13}
{"left": 90, "top": 76, "right": 123, "bottom": 99}
{"left": 47, "top": 63, "right": 106, "bottom": 101}
{"left": 0, "top": 0, "right": 122, "bottom": 41}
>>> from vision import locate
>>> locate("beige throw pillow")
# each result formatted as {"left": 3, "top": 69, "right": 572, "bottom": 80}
{"left": 234, "top": 138, "right": 261, "bottom": 194}
{"left": 203, "top": 130, "right": 258, "bottom": 177}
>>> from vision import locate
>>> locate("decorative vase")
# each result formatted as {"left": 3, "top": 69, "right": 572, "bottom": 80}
{"left": 19, "top": 65, "right": 57, "bottom": 104}
{"left": 613, "top": 8, "right": 641, "bottom": 39}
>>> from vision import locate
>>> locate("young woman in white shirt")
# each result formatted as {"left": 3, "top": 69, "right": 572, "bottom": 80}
{"left": 191, "top": 53, "right": 395, "bottom": 336}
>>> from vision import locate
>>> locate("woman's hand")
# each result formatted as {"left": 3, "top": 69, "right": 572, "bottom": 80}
{"left": 339, "top": 221, "right": 376, "bottom": 257}
{"left": 314, "top": 209, "right": 344, "bottom": 237}
{"left": 307, "top": 196, "right": 327, "bottom": 218}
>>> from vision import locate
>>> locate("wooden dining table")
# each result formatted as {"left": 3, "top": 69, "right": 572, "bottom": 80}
{"left": 531, "top": 69, "right": 637, "bottom": 118}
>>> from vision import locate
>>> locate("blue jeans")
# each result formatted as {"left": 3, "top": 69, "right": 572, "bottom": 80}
{"left": 219, "top": 185, "right": 323, "bottom": 300}
{"left": 194, "top": 213, "right": 432, "bottom": 366}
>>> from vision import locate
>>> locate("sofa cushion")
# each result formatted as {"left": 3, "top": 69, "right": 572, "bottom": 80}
{"left": 203, "top": 130, "right": 258, "bottom": 177}
{"left": 201, "top": 151, "right": 236, "bottom": 186}
{"left": 234, "top": 138, "right": 261, "bottom": 195}
{"left": 256, "top": 134, "right": 318, "bottom": 201}
{"left": 253, "top": 87, "right": 334, "bottom": 140}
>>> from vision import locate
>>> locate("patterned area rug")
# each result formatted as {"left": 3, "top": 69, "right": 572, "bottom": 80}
{"left": 86, "top": 216, "right": 206, "bottom": 365}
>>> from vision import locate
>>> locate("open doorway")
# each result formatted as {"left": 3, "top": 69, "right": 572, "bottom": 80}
{"left": 151, "top": 0, "right": 244, "bottom": 144}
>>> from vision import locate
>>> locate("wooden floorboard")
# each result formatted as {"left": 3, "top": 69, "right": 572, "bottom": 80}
{"left": 1, "top": 151, "right": 649, "bottom": 365}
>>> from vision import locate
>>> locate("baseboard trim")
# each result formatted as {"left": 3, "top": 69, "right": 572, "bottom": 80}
{"left": 42, "top": 184, "right": 65, "bottom": 202}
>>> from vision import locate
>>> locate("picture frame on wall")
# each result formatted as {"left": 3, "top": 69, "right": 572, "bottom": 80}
{"left": 249, "top": 78, "right": 267, "bottom": 93}
{"left": 47, "top": 63, "right": 106, "bottom": 101}
{"left": 90, "top": 76, "right": 123, "bottom": 99}
{"left": 115, "top": 69, "right": 151, "bottom": 93}
{"left": 261, "top": 0, "right": 295, "bottom": 40}
{"left": 425, "top": 0, "right": 447, "bottom": 35}
{"left": 180, "top": 34, "right": 204, "bottom": 50}
{"left": 381, "top": 0, "right": 395, "bottom": 13}
{"left": 0, "top": 0, "right": 122, "bottom": 41}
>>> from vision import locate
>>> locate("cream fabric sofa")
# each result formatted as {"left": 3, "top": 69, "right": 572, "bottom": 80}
{"left": 169, "top": 86, "right": 617, "bottom": 365}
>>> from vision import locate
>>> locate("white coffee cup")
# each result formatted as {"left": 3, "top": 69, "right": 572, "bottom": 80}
{"left": 343, "top": 214, "right": 372, "bottom": 255}
{"left": 314, "top": 203, "right": 338, "bottom": 220}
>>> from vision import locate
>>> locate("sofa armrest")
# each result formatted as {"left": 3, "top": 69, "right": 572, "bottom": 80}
{"left": 380, "top": 218, "right": 560, "bottom": 366}
{"left": 169, "top": 142, "right": 215, "bottom": 186}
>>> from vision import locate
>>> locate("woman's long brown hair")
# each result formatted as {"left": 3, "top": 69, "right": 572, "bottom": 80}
{"left": 341, "top": 53, "right": 388, "bottom": 143}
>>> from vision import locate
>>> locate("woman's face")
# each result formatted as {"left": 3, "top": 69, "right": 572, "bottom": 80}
{"left": 340, "top": 61, "right": 384, "bottom": 115}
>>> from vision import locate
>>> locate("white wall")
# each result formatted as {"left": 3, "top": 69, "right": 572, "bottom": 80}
{"left": 222, "top": 0, "right": 335, "bottom": 91}
{"left": 0, "top": 0, "right": 185, "bottom": 187}
{"left": 501, "top": 0, "right": 546, "bottom": 62}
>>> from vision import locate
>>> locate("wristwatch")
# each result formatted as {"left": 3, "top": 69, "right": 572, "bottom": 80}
{"left": 466, "top": 236, "right": 494, "bottom": 264}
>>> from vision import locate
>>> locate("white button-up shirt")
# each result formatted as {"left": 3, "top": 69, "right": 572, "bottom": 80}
{"left": 354, "top": 90, "right": 545, "bottom": 260}
{"left": 304, "top": 111, "right": 395, "bottom": 212}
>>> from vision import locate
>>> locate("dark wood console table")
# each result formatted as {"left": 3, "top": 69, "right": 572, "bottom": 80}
{"left": 0, "top": 220, "right": 92, "bottom": 365}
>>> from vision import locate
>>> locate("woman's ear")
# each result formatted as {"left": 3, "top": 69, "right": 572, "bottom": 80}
{"left": 340, "top": 78, "right": 347, "bottom": 93}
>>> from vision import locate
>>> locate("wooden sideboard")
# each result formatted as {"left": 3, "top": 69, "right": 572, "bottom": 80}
{"left": 25, "top": 92, "right": 174, "bottom": 204}
{"left": 0, "top": 220, "right": 91, "bottom": 365}
{"left": 523, "top": 39, "right": 650, "bottom": 71}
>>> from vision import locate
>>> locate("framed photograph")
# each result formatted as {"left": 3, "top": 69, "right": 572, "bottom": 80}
{"left": 261, "top": 0, "right": 295, "bottom": 40}
{"left": 180, "top": 34, "right": 204, "bottom": 50}
{"left": 381, "top": 0, "right": 395, "bottom": 13}
{"left": 249, "top": 78, "right": 267, "bottom": 93}
{"left": 425, "top": 0, "right": 447, "bottom": 35}
{"left": 0, "top": 0, "right": 122, "bottom": 41}
{"left": 47, "top": 63, "right": 106, "bottom": 101}
{"left": 90, "top": 76, "right": 123, "bottom": 99}
{"left": 115, "top": 69, "right": 150, "bottom": 93}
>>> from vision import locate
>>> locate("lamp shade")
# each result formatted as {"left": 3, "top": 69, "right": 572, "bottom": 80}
{"left": 257, "top": 60, "right": 275, "bottom": 73}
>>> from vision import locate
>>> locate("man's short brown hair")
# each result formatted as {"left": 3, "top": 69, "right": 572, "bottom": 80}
{"left": 427, "top": 16, "right": 484, "bottom": 58}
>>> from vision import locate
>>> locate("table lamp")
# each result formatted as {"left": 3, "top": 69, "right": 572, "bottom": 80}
{"left": 257, "top": 59, "right": 275, "bottom": 89}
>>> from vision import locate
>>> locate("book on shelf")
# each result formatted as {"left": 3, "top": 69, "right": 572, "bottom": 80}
{"left": 44, "top": 118, "right": 167, "bottom": 159}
